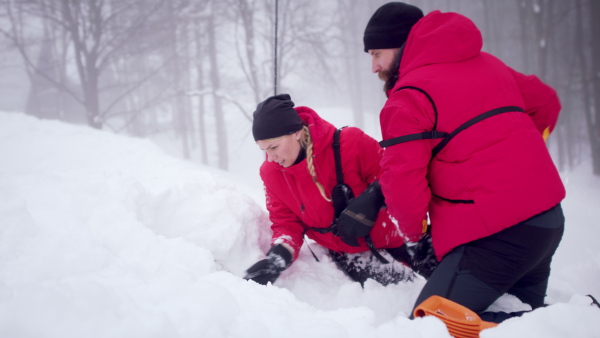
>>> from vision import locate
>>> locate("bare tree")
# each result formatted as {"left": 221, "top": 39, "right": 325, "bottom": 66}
{"left": 230, "top": 0, "right": 263, "bottom": 104}
{"left": 207, "top": 5, "right": 228, "bottom": 170}
{"left": 1, "top": 0, "right": 183, "bottom": 129}
{"left": 587, "top": 0, "right": 600, "bottom": 175}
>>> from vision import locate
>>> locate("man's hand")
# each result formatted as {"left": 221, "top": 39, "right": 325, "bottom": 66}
{"left": 405, "top": 232, "right": 437, "bottom": 279}
{"left": 336, "top": 181, "right": 385, "bottom": 246}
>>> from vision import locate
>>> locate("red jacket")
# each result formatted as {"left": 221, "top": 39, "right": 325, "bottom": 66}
{"left": 260, "top": 107, "right": 405, "bottom": 261}
{"left": 379, "top": 11, "right": 566, "bottom": 260}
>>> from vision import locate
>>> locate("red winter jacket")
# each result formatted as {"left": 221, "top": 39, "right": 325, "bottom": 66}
{"left": 378, "top": 11, "right": 566, "bottom": 260}
{"left": 259, "top": 107, "right": 405, "bottom": 261}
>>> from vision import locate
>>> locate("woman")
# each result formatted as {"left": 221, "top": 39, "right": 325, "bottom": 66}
{"left": 243, "top": 94, "right": 436, "bottom": 286}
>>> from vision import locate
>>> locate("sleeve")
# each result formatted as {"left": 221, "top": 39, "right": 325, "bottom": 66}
{"left": 356, "top": 129, "right": 385, "bottom": 184}
{"left": 339, "top": 127, "right": 407, "bottom": 248}
{"left": 510, "top": 68, "right": 562, "bottom": 137}
{"left": 378, "top": 92, "right": 434, "bottom": 242}
{"left": 261, "top": 176, "right": 305, "bottom": 261}
{"left": 341, "top": 127, "right": 384, "bottom": 185}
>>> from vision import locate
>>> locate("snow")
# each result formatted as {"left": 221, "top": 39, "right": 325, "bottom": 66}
{"left": 1, "top": 111, "right": 599, "bottom": 338}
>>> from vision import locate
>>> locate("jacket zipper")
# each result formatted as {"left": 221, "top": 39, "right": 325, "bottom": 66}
{"left": 282, "top": 170, "right": 305, "bottom": 212}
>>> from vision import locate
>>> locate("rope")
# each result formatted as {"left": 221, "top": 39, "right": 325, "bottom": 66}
{"left": 274, "top": 0, "right": 279, "bottom": 95}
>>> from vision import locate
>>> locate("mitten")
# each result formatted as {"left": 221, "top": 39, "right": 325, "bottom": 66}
{"left": 336, "top": 180, "right": 385, "bottom": 246}
{"left": 386, "top": 232, "right": 438, "bottom": 279}
{"left": 405, "top": 232, "right": 438, "bottom": 279}
{"left": 244, "top": 244, "right": 293, "bottom": 285}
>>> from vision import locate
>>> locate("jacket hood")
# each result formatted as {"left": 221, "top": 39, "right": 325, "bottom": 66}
{"left": 398, "top": 11, "right": 482, "bottom": 79}
{"left": 295, "top": 106, "right": 336, "bottom": 156}
{"left": 261, "top": 106, "right": 336, "bottom": 173}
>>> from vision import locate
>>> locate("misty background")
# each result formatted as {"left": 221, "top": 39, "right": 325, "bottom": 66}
{"left": 1, "top": 0, "right": 599, "bottom": 185}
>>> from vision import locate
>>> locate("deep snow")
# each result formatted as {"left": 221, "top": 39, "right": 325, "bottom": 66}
{"left": 0, "top": 111, "right": 599, "bottom": 338}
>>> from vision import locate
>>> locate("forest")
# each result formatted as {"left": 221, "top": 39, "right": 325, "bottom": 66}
{"left": 0, "top": 0, "right": 598, "bottom": 176}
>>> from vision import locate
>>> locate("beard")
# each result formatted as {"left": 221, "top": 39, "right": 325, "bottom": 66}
{"left": 378, "top": 49, "right": 402, "bottom": 96}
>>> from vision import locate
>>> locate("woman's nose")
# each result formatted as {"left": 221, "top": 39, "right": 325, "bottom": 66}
{"left": 267, "top": 152, "right": 276, "bottom": 162}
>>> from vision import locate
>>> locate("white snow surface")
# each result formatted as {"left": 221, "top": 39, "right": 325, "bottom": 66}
{"left": 0, "top": 111, "right": 599, "bottom": 338}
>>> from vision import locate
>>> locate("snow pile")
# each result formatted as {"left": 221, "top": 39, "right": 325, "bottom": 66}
{"left": 0, "top": 112, "right": 598, "bottom": 338}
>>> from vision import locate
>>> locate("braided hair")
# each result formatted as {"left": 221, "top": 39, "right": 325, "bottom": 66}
{"left": 299, "top": 126, "right": 331, "bottom": 202}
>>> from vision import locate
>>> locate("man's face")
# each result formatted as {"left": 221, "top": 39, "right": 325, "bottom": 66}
{"left": 369, "top": 48, "right": 400, "bottom": 82}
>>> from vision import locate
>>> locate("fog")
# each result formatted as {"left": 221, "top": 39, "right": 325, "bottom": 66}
{"left": 1, "top": 0, "right": 598, "bottom": 180}
{"left": 1, "top": 1, "right": 600, "bottom": 336}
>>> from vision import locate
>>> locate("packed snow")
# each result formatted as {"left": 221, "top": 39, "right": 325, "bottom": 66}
{"left": 0, "top": 111, "right": 599, "bottom": 338}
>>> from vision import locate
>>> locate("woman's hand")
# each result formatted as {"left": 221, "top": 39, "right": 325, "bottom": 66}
{"left": 244, "top": 244, "right": 293, "bottom": 285}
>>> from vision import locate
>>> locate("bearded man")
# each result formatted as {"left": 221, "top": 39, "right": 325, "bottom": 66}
{"left": 358, "top": 2, "right": 565, "bottom": 323}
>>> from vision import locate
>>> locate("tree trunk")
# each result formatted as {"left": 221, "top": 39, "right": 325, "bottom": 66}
{"left": 195, "top": 20, "right": 209, "bottom": 165}
{"left": 588, "top": 0, "right": 600, "bottom": 175}
{"left": 208, "top": 12, "right": 228, "bottom": 170}
{"left": 341, "top": 0, "right": 364, "bottom": 129}
{"left": 237, "top": 0, "right": 261, "bottom": 103}
{"left": 83, "top": 61, "right": 102, "bottom": 129}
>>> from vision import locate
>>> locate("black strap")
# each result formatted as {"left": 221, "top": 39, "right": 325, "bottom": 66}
{"left": 304, "top": 235, "right": 320, "bottom": 262}
{"left": 430, "top": 105, "right": 524, "bottom": 157}
{"left": 395, "top": 86, "right": 440, "bottom": 130}
{"left": 365, "top": 235, "right": 389, "bottom": 264}
{"left": 379, "top": 85, "right": 525, "bottom": 159}
{"left": 379, "top": 86, "right": 444, "bottom": 148}
{"left": 333, "top": 127, "right": 345, "bottom": 185}
{"left": 379, "top": 130, "right": 448, "bottom": 148}
{"left": 305, "top": 127, "right": 348, "bottom": 236}
{"left": 307, "top": 126, "right": 389, "bottom": 264}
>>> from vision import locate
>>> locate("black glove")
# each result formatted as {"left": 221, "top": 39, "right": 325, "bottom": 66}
{"left": 336, "top": 180, "right": 385, "bottom": 246}
{"left": 243, "top": 244, "right": 293, "bottom": 285}
{"left": 386, "top": 231, "right": 438, "bottom": 279}
{"left": 405, "top": 232, "right": 438, "bottom": 279}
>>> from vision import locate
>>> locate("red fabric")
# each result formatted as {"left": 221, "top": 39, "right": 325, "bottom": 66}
{"left": 259, "top": 107, "right": 405, "bottom": 261}
{"left": 378, "top": 11, "right": 565, "bottom": 260}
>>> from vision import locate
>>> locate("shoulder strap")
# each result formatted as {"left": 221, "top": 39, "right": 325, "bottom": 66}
{"left": 379, "top": 86, "right": 525, "bottom": 159}
{"left": 396, "top": 86, "right": 440, "bottom": 130}
{"left": 332, "top": 127, "right": 346, "bottom": 185}
{"left": 431, "top": 105, "right": 524, "bottom": 158}
{"left": 379, "top": 86, "right": 448, "bottom": 148}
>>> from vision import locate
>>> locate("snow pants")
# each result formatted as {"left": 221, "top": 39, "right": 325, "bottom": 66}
{"left": 410, "top": 203, "right": 565, "bottom": 323}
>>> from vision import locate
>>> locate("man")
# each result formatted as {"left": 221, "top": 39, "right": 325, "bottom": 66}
{"left": 361, "top": 2, "right": 565, "bottom": 323}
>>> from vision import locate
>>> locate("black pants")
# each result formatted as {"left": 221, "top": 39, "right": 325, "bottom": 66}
{"left": 410, "top": 204, "right": 565, "bottom": 323}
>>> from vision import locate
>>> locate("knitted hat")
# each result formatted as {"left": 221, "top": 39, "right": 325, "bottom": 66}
{"left": 252, "top": 94, "right": 304, "bottom": 141}
{"left": 363, "top": 2, "right": 424, "bottom": 52}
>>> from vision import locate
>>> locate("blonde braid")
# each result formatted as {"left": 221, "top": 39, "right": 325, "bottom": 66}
{"left": 301, "top": 126, "right": 331, "bottom": 202}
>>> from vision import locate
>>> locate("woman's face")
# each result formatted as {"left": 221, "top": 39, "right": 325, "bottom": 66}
{"left": 257, "top": 131, "right": 302, "bottom": 168}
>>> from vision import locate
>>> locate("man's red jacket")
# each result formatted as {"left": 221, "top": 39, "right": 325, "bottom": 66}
{"left": 379, "top": 10, "right": 566, "bottom": 260}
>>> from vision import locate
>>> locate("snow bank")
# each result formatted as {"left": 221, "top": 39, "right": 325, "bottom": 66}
{"left": 0, "top": 112, "right": 598, "bottom": 338}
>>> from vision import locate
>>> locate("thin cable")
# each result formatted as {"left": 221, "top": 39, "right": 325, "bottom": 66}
{"left": 274, "top": 0, "right": 278, "bottom": 95}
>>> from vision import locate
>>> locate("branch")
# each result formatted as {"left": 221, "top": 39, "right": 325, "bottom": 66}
{"left": 186, "top": 89, "right": 252, "bottom": 122}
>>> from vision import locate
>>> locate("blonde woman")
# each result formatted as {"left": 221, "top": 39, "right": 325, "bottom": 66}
{"left": 244, "top": 94, "right": 436, "bottom": 286}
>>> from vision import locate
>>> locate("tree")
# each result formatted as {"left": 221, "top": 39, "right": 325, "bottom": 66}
{"left": 587, "top": 0, "right": 600, "bottom": 175}
{"left": 207, "top": 5, "right": 228, "bottom": 170}
{"left": 1, "top": 0, "right": 182, "bottom": 129}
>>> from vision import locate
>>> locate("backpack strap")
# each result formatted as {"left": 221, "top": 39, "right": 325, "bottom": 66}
{"left": 431, "top": 105, "right": 524, "bottom": 157}
{"left": 332, "top": 127, "right": 345, "bottom": 185}
{"left": 309, "top": 126, "right": 389, "bottom": 264}
{"left": 379, "top": 86, "right": 448, "bottom": 148}
{"left": 379, "top": 86, "right": 525, "bottom": 159}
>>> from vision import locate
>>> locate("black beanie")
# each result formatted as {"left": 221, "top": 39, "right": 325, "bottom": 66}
{"left": 252, "top": 94, "right": 304, "bottom": 141}
{"left": 363, "top": 2, "right": 424, "bottom": 52}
